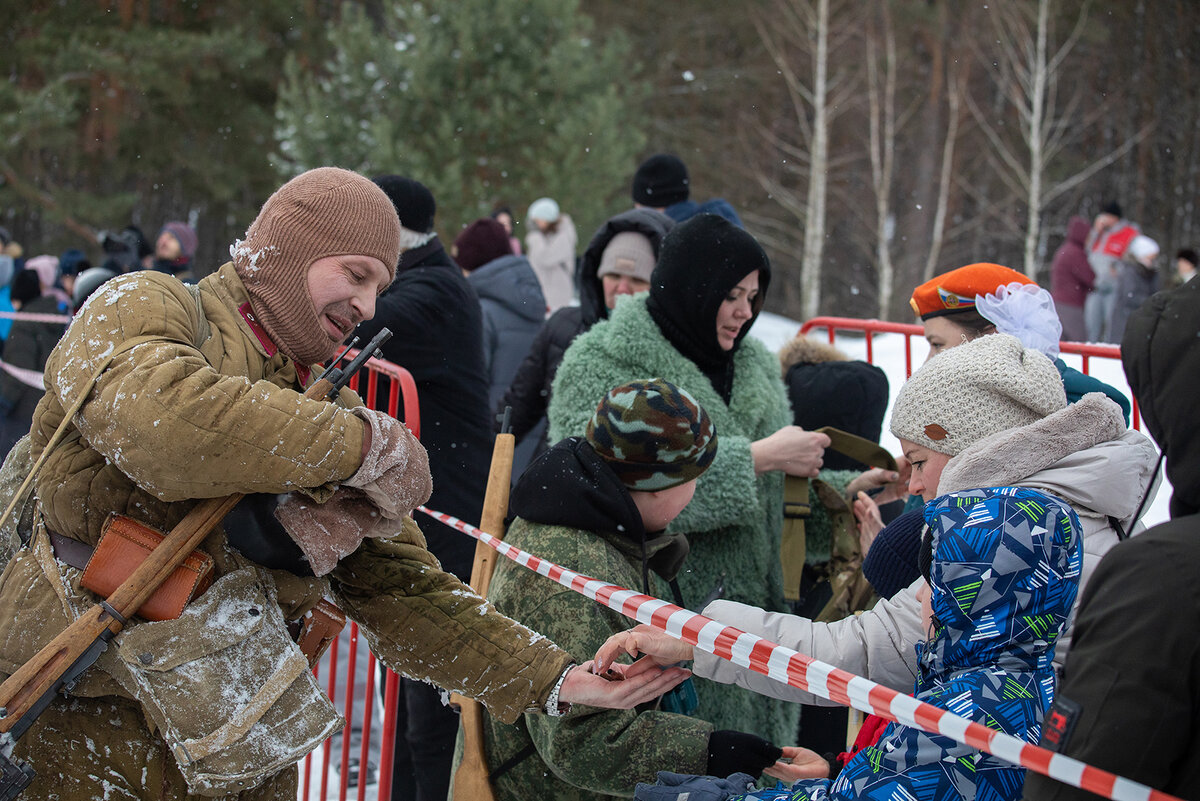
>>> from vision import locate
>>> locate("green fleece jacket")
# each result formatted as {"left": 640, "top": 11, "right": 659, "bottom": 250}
{"left": 547, "top": 293, "right": 799, "bottom": 745}
{"left": 476, "top": 517, "right": 711, "bottom": 800}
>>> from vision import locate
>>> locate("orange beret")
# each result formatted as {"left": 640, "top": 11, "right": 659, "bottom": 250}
{"left": 909, "top": 263, "right": 1036, "bottom": 319}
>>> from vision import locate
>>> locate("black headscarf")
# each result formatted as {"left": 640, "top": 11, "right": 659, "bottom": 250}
{"left": 646, "top": 214, "right": 771, "bottom": 402}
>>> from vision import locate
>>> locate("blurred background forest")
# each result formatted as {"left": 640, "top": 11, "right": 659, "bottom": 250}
{"left": 3, "top": 0, "right": 1198, "bottom": 321}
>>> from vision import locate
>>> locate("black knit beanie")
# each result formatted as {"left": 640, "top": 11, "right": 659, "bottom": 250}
{"left": 646, "top": 214, "right": 770, "bottom": 398}
{"left": 10, "top": 269, "right": 41, "bottom": 306}
{"left": 862, "top": 508, "right": 927, "bottom": 599}
{"left": 632, "top": 154, "right": 690, "bottom": 207}
{"left": 373, "top": 175, "right": 436, "bottom": 235}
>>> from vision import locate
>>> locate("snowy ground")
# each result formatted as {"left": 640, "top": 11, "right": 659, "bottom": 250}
{"left": 747, "top": 311, "right": 1171, "bottom": 528}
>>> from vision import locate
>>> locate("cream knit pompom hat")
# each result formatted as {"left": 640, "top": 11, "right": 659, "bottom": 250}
{"left": 889, "top": 334, "right": 1066, "bottom": 456}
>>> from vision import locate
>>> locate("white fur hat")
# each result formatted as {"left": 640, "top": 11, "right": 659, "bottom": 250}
{"left": 1128, "top": 234, "right": 1160, "bottom": 265}
{"left": 889, "top": 334, "right": 1066, "bottom": 456}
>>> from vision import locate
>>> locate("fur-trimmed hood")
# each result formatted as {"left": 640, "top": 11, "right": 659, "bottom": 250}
{"left": 938, "top": 392, "right": 1159, "bottom": 528}
{"left": 778, "top": 336, "right": 849, "bottom": 374}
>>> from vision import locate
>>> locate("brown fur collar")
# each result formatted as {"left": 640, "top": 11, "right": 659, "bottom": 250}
{"left": 778, "top": 336, "right": 849, "bottom": 375}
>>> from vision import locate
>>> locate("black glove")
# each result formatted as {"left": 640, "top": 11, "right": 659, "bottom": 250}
{"left": 705, "top": 730, "right": 783, "bottom": 779}
{"left": 223, "top": 493, "right": 314, "bottom": 576}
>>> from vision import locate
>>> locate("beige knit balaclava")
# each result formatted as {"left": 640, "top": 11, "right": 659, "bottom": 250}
{"left": 233, "top": 167, "right": 401, "bottom": 366}
{"left": 889, "top": 333, "right": 1066, "bottom": 456}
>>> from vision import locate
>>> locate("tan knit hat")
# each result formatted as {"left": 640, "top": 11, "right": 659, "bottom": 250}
{"left": 889, "top": 334, "right": 1066, "bottom": 456}
{"left": 233, "top": 167, "right": 401, "bottom": 366}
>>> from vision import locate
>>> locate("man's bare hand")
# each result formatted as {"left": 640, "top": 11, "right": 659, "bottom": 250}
{"left": 592, "top": 624, "right": 696, "bottom": 674}
{"left": 557, "top": 660, "right": 689, "bottom": 710}
{"left": 762, "top": 746, "right": 832, "bottom": 782}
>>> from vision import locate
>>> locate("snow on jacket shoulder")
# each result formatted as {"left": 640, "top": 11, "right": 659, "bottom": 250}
{"left": 34, "top": 265, "right": 365, "bottom": 541}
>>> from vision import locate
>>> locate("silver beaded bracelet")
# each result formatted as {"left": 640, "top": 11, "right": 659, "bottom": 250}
{"left": 544, "top": 663, "right": 574, "bottom": 717}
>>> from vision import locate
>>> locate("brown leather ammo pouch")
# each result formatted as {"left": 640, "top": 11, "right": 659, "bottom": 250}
{"left": 294, "top": 599, "right": 347, "bottom": 668}
{"left": 81, "top": 514, "right": 215, "bottom": 622}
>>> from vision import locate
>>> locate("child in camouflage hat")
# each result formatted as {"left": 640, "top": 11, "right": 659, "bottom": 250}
{"left": 455, "top": 378, "right": 787, "bottom": 801}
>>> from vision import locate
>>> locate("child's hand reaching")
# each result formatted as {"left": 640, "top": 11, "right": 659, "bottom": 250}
{"left": 762, "top": 746, "right": 832, "bottom": 783}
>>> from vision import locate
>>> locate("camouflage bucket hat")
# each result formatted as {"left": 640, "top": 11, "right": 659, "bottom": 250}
{"left": 586, "top": 379, "right": 718, "bottom": 492}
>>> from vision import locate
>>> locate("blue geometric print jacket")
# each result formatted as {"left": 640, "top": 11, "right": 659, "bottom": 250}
{"left": 737, "top": 486, "right": 1082, "bottom": 801}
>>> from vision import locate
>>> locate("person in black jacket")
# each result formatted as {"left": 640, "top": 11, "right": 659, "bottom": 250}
{"left": 0, "top": 269, "right": 67, "bottom": 456}
{"left": 1023, "top": 279, "right": 1200, "bottom": 801}
{"left": 497, "top": 208, "right": 674, "bottom": 457}
{"left": 353, "top": 175, "right": 493, "bottom": 801}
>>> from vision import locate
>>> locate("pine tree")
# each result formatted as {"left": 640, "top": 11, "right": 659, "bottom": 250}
{"left": 0, "top": 2, "right": 320, "bottom": 267}
{"left": 275, "top": 0, "right": 647, "bottom": 240}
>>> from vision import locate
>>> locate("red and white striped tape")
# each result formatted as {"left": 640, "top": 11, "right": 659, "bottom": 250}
{"left": 0, "top": 311, "right": 72, "bottom": 324}
{"left": 416, "top": 505, "right": 1182, "bottom": 801}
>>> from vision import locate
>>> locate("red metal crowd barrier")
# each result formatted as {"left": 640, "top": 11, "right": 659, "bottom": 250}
{"left": 299, "top": 350, "right": 418, "bottom": 801}
{"left": 797, "top": 316, "right": 1140, "bottom": 429}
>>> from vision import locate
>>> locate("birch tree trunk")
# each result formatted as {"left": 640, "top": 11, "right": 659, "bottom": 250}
{"left": 800, "top": 0, "right": 831, "bottom": 320}
{"left": 866, "top": 0, "right": 896, "bottom": 319}
{"left": 1022, "top": 0, "right": 1050, "bottom": 277}
{"left": 924, "top": 65, "right": 964, "bottom": 282}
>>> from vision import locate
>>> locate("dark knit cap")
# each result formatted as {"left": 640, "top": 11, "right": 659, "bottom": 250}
{"left": 454, "top": 218, "right": 511, "bottom": 272}
{"left": 1101, "top": 200, "right": 1123, "bottom": 218}
{"left": 862, "top": 508, "right": 927, "bottom": 599}
{"left": 233, "top": 167, "right": 402, "bottom": 367}
{"left": 372, "top": 175, "right": 436, "bottom": 234}
{"left": 646, "top": 214, "right": 771, "bottom": 398}
{"left": 632, "top": 154, "right": 690, "bottom": 207}
{"left": 786, "top": 360, "right": 889, "bottom": 470}
{"left": 586, "top": 379, "right": 718, "bottom": 492}
{"left": 58, "top": 248, "right": 90, "bottom": 277}
{"left": 10, "top": 270, "right": 41, "bottom": 306}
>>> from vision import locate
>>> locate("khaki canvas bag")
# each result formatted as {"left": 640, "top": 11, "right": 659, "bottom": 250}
{"left": 112, "top": 567, "right": 342, "bottom": 796}
{"left": 781, "top": 427, "right": 897, "bottom": 623}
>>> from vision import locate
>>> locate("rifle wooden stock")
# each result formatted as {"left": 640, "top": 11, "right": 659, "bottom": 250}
{"left": 0, "top": 373, "right": 342, "bottom": 734}
{"left": 450, "top": 430, "right": 515, "bottom": 801}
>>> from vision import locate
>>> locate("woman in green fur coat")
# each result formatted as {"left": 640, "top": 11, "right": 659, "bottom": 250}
{"left": 548, "top": 214, "right": 829, "bottom": 747}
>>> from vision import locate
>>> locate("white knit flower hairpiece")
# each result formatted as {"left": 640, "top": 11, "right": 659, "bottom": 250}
{"left": 976, "top": 282, "right": 1062, "bottom": 359}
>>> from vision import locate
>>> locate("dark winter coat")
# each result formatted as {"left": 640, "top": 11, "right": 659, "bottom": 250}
{"left": 1108, "top": 257, "right": 1161, "bottom": 346}
{"left": 497, "top": 209, "right": 674, "bottom": 447}
{"left": 1050, "top": 216, "right": 1094, "bottom": 308}
{"left": 1024, "top": 278, "right": 1200, "bottom": 801}
{"left": 354, "top": 236, "right": 491, "bottom": 580}
{"left": 662, "top": 198, "right": 744, "bottom": 228}
{"left": 467, "top": 254, "right": 546, "bottom": 408}
{"left": 468, "top": 437, "right": 711, "bottom": 801}
{"left": 0, "top": 294, "right": 65, "bottom": 454}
